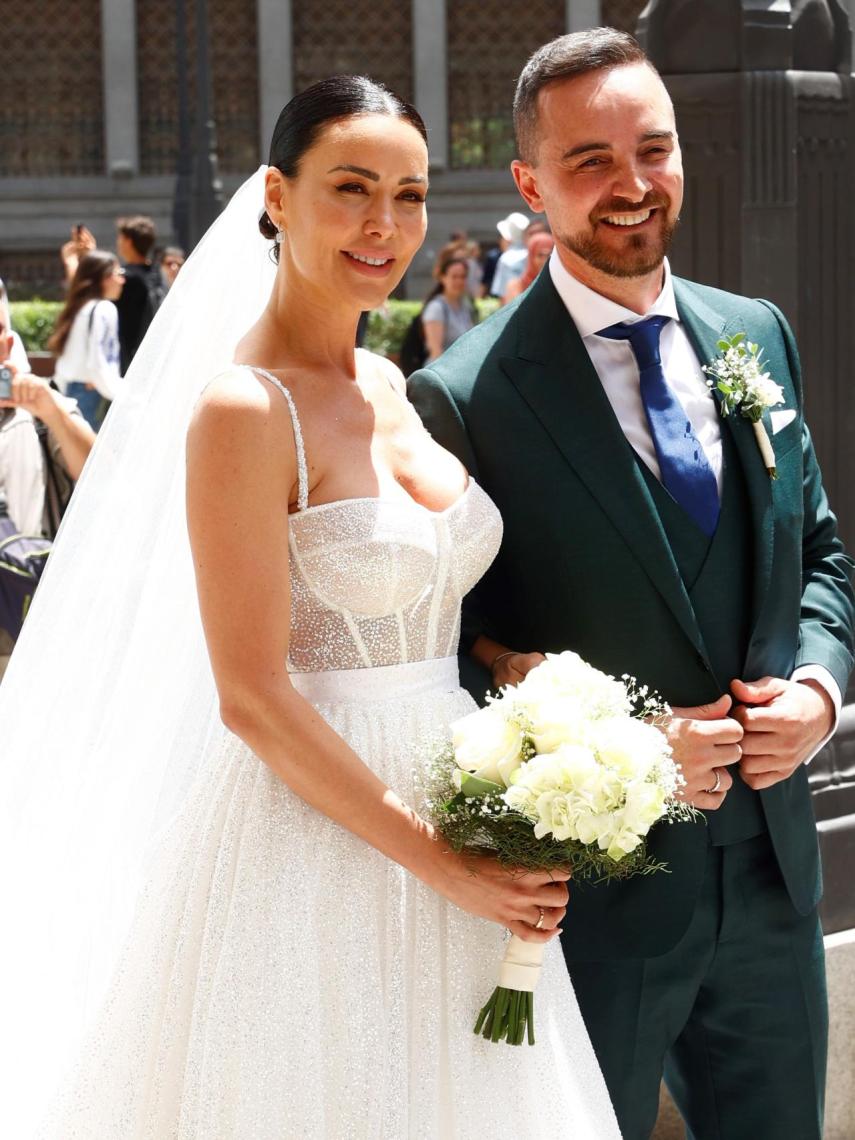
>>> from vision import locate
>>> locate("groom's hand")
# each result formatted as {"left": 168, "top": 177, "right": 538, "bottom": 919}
{"left": 665, "top": 694, "right": 742, "bottom": 810}
{"left": 730, "top": 676, "right": 834, "bottom": 791}
{"left": 492, "top": 651, "right": 546, "bottom": 689}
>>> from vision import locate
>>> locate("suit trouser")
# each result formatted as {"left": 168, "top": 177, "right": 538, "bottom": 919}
{"left": 567, "top": 833, "right": 827, "bottom": 1140}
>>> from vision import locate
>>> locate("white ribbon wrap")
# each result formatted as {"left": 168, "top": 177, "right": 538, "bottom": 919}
{"left": 497, "top": 935, "right": 545, "bottom": 992}
{"left": 752, "top": 419, "right": 777, "bottom": 475}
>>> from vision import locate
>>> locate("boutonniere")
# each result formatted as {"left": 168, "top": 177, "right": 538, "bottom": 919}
{"left": 702, "top": 333, "right": 785, "bottom": 479}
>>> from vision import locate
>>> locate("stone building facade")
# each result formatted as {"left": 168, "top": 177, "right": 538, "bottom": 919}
{"left": 0, "top": 0, "right": 648, "bottom": 299}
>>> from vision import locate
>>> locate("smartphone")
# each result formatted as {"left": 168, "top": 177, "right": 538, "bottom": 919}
{"left": 0, "top": 364, "right": 13, "bottom": 399}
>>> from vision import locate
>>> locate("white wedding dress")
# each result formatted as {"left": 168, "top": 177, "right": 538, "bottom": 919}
{"left": 39, "top": 368, "right": 620, "bottom": 1139}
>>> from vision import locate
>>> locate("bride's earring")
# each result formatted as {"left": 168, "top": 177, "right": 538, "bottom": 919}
{"left": 275, "top": 228, "right": 284, "bottom": 245}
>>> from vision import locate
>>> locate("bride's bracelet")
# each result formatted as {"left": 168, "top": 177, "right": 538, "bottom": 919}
{"left": 490, "top": 650, "right": 517, "bottom": 673}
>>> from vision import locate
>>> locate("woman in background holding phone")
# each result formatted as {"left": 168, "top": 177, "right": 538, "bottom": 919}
{"left": 48, "top": 250, "right": 124, "bottom": 430}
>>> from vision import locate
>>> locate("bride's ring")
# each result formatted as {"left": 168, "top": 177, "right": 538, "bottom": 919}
{"left": 534, "top": 907, "right": 545, "bottom": 930}
{"left": 705, "top": 769, "right": 723, "bottom": 795}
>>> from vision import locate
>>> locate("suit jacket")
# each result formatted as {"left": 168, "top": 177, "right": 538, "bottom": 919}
{"left": 408, "top": 268, "right": 855, "bottom": 961}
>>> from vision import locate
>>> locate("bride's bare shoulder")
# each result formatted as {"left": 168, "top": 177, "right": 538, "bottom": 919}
{"left": 188, "top": 365, "right": 296, "bottom": 463}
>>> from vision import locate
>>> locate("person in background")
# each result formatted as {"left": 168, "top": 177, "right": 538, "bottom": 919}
{"left": 489, "top": 210, "right": 530, "bottom": 298}
{"left": 62, "top": 215, "right": 164, "bottom": 371}
{"left": 502, "top": 231, "right": 555, "bottom": 304}
{"left": 49, "top": 251, "right": 124, "bottom": 430}
{"left": 0, "top": 313, "right": 95, "bottom": 678}
{"left": 422, "top": 254, "right": 477, "bottom": 363}
{"left": 159, "top": 246, "right": 186, "bottom": 288}
{"left": 0, "top": 278, "right": 32, "bottom": 372}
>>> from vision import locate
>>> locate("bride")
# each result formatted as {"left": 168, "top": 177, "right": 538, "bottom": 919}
{"left": 0, "top": 77, "right": 619, "bottom": 1138}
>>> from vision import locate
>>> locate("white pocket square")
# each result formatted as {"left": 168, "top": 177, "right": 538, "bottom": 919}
{"left": 770, "top": 408, "right": 797, "bottom": 435}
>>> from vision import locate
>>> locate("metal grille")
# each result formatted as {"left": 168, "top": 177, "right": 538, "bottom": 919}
{"left": 602, "top": 0, "right": 647, "bottom": 33}
{"left": 0, "top": 251, "right": 64, "bottom": 302}
{"left": 448, "top": 1, "right": 564, "bottom": 169}
{"left": 0, "top": 0, "right": 104, "bottom": 176}
{"left": 138, "top": 0, "right": 259, "bottom": 174}
{"left": 292, "top": 0, "right": 413, "bottom": 102}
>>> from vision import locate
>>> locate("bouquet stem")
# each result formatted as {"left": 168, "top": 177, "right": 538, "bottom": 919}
{"left": 474, "top": 935, "right": 543, "bottom": 1047}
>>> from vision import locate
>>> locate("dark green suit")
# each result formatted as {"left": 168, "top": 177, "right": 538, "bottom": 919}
{"left": 409, "top": 269, "right": 854, "bottom": 1139}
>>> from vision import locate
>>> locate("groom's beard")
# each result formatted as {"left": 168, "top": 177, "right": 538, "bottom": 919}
{"left": 557, "top": 195, "right": 678, "bottom": 279}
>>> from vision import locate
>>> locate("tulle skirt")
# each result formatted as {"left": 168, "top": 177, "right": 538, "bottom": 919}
{"left": 40, "top": 657, "right": 619, "bottom": 1139}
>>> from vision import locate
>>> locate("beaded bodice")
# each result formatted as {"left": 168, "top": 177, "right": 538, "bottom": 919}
{"left": 244, "top": 367, "right": 502, "bottom": 672}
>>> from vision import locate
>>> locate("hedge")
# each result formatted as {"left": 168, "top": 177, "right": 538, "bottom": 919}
{"left": 9, "top": 301, "right": 62, "bottom": 353}
{"left": 10, "top": 297, "right": 500, "bottom": 359}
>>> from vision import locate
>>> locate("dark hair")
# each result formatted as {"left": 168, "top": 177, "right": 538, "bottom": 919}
{"left": 514, "top": 29, "right": 651, "bottom": 163}
{"left": 47, "top": 250, "right": 118, "bottom": 356}
{"left": 116, "top": 215, "right": 157, "bottom": 259}
{"left": 259, "top": 75, "right": 428, "bottom": 258}
{"left": 424, "top": 255, "right": 470, "bottom": 306}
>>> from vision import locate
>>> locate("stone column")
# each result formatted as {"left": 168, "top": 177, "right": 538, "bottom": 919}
{"left": 101, "top": 0, "right": 138, "bottom": 176}
{"left": 566, "top": 0, "right": 602, "bottom": 31}
{"left": 257, "top": 0, "right": 294, "bottom": 162}
{"left": 637, "top": 0, "right": 855, "bottom": 550}
{"left": 413, "top": 0, "right": 448, "bottom": 169}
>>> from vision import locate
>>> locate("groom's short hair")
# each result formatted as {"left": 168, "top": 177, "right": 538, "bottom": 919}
{"left": 514, "top": 29, "right": 653, "bottom": 164}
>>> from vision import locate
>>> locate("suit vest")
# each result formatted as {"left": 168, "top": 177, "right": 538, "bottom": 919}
{"left": 639, "top": 426, "right": 766, "bottom": 845}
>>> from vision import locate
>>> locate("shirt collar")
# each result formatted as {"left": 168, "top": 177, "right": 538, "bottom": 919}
{"left": 548, "top": 248, "right": 679, "bottom": 338}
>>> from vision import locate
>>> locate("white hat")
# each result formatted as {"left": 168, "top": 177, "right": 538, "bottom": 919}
{"left": 496, "top": 211, "right": 530, "bottom": 244}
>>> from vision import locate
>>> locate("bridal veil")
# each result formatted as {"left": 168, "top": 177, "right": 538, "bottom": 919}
{"left": 0, "top": 168, "right": 274, "bottom": 1127}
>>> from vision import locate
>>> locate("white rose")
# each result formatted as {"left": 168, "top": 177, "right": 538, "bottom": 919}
{"left": 451, "top": 705, "right": 524, "bottom": 788}
{"left": 524, "top": 696, "right": 587, "bottom": 754}
{"left": 589, "top": 718, "right": 669, "bottom": 783}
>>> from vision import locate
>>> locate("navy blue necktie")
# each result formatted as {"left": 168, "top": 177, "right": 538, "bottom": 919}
{"left": 598, "top": 316, "right": 720, "bottom": 537}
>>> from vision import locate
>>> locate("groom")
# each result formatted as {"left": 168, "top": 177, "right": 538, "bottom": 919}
{"left": 409, "top": 29, "right": 854, "bottom": 1140}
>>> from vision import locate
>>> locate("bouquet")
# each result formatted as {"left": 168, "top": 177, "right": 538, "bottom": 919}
{"left": 425, "top": 651, "right": 694, "bottom": 1047}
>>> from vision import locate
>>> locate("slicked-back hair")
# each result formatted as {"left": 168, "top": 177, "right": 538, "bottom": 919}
{"left": 260, "top": 75, "right": 428, "bottom": 260}
{"left": 514, "top": 29, "right": 652, "bottom": 163}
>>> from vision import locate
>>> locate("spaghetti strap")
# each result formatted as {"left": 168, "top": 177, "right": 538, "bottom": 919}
{"left": 242, "top": 365, "right": 310, "bottom": 511}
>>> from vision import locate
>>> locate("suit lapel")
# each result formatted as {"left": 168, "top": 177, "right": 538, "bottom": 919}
{"left": 674, "top": 280, "right": 774, "bottom": 646}
{"left": 500, "top": 272, "right": 706, "bottom": 657}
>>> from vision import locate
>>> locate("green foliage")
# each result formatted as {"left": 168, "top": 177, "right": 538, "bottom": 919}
{"left": 8, "top": 296, "right": 502, "bottom": 361}
{"left": 363, "top": 301, "right": 421, "bottom": 359}
{"left": 364, "top": 298, "right": 501, "bottom": 360}
{"left": 9, "top": 300, "right": 62, "bottom": 353}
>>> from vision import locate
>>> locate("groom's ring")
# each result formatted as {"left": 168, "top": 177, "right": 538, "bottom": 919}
{"left": 534, "top": 907, "right": 545, "bottom": 930}
{"left": 705, "top": 769, "right": 723, "bottom": 795}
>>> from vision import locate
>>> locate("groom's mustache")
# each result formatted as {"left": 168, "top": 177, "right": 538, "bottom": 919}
{"left": 592, "top": 192, "right": 671, "bottom": 221}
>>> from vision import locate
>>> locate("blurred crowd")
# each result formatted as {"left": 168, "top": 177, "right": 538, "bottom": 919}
{"left": 401, "top": 210, "right": 554, "bottom": 373}
{"left": 0, "top": 213, "right": 184, "bottom": 675}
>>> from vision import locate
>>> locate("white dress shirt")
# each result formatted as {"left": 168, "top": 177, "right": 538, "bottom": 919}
{"left": 548, "top": 250, "right": 841, "bottom": 751}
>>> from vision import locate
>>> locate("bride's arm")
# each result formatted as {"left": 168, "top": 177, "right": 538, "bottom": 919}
{"left": 186, "top": 372, "right": 567, "bottom": 944}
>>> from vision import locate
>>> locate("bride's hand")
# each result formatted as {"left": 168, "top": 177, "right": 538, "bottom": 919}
{"left": 432, "top": 846, "right": 569, "bottom": 943}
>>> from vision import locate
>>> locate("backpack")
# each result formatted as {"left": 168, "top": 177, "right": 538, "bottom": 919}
{"left": 142, "top": 264, "right": 168, "bottom": 326}
{"left": 399, "top": 311, "right": 428, "bottom": 376}
{"left": 0, "top": 495, "right": 51, "bottom": 640}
